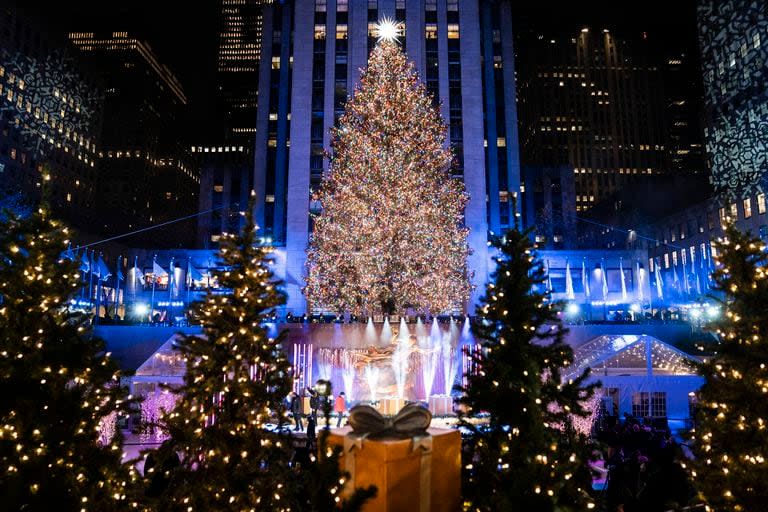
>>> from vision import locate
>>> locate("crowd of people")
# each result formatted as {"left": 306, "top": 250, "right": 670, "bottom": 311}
{"left": 287, "top": 389, "right": 348, "bottom": 434}
{"left": 591, "top": 416, "right": 696, "bottom": 512}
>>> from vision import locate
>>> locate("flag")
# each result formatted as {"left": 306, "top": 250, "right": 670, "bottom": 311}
{"left": 636, "top": 261, "right": 645, "bottom": 302}
{"left": 672, "top": 263, "right": 680, "bottom": 295}
{"left": 654, "top": 259, "right": 664, "bottom": 301}
{"left": 94, "top": 255, "right": 111, "bottom": 281}
{"left": 582, "top": 259, "right": 590, "bottom": 300}
{"left": 600, "top": 260, "right": 608, "bottom": 301}
{"left": 116, "top": 255, "right": 124, "bottom": 282}
{"left": 545, "top": 259, "right": 553, "bottom": 293}
{"left": 168, "top": 257, "right": 175, "bottom": 293}
{"left": 153, "top": 259, "right": 168, "bottom": 278}
{"left": 619, "top": 258, "right": 628, "bottom": 302}
{"left": 60, "top": 243, "right": 75, "bottom": 261}
{"left": 565, "top": 260, "right": 575, "bottom": 300}
{"left": 132, "top": 256, "right": 144, "bottom": 282}
{"left": 187, "top": 259, "right": 203, "bottom": 282}
{"left": 80, "top": 249, "right": 90, "bottom": 273}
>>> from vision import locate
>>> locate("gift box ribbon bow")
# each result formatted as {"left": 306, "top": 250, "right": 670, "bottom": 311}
{"left": 348, "top": 403, "right": 432, "bottom": 438}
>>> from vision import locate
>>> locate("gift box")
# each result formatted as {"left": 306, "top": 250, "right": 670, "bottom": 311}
{"left": 378, "top": 397, "right": 406, "bottom": 416}
{"left": 328, "top": 427, "right": 461, "bottom": 512}
{"left": 427, "top": 395, "right": 454, "bottom": 416}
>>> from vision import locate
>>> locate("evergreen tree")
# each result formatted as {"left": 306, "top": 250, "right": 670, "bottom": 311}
{"left": 305, "top": 38, "right": 471, "bottom": 316}
{"left": 690, "top": 225, "right": 768, "bottom": 511}
{"left": 0, "top": 206, "right": 139, "bottom": 510}
{"left": 157, "top": 197, "right": 371, "bottom": 511}
{"left": 457, "top": 229, "right": 597, "bottom": 511}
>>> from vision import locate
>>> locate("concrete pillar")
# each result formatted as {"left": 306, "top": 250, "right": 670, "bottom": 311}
{"left": 253, "top": 7, "right": 274, "bottom": 233}
{"left": 323, "top": 0, "right": 337, "bottom": 166}
{"left": 284, "top": 0, "right": 316, "bottom": 314}
{"left": 459, "top": 0, "right": 489, "bottom": 313}
{"left": 499, "top": 0, "right": 521, "bottom": 218}
{"left": 348, "top": 0, "right": 370, "bottom": 90}
{"left": 405, "top": 0, "right": 426, "bottom": 77}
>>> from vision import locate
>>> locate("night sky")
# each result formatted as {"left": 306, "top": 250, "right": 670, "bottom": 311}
{"left": 9, "top": 0, "right": 701, "bottom": 126}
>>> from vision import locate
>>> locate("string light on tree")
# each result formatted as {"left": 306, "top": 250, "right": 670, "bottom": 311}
{"left": 689, "top": 223, "right": 768, "bottom": 511}
{"left": 0, "top": 201, "right": 141, "bottom": 510}
{"left": 154, "top": 193, "right": 374, "bottom": 510}
{"left": 456, "top": 229, "right": 597, "bottom": 511}
{"left": 305, "top": 39, "right": 471, "bottom": 316}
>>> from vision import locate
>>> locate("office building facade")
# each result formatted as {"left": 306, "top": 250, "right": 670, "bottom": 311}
{"left": 697, "top": 0, "right": 768, "bottom": 200}
{"left": 216, "top": 0, "right": 272, "bottom": 145}
{"left": 68, "top": 31, "right": 199, "bottom": 247}
{"left": 252, "top": 0, "right": 522, "bottom": 314}
{"left": 516, "top": 27, "right": 669, "bottom": 212}
{"left": 0, "top": 7, "right": 102, "bottom": 225}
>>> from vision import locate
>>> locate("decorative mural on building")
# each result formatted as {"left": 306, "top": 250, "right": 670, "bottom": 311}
{"left": 698, "top": 0, "right": 768, "bottom": 199}
{"left": 0, "top": 50, "right": 100, "bottom": 161}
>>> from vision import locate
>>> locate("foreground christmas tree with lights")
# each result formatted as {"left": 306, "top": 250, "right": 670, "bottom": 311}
{"left": 305, "top": 38, "right": 471, "bottom": 316}
{"left": 156, "top": 198, "right": 372, "bottom": 511}
{"left": 690, "top": 225, "right": 768, "bottom": 511}
{"left": 0, "top": 206, "right": 138, "bottom": 510}
{"left": 457, "top": 229, "right": 597, "bottom": 511}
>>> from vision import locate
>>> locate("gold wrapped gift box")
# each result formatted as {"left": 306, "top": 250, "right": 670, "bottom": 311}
{"left": 427, "top": 395, "right": 454, "bottom": 416}
{"left": 328, "top": 428, "right": 461, "bottom": 512}
{"left": 377, "top": 397, "right": 407, "bottom": 416}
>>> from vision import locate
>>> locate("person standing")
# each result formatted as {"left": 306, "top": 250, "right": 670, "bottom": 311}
{"left": 307, "top": 387, "right": 320, "bottom": 423}
{"left": 290, "top": 391, "right": 304, "bottom": 431}
{"left": 334, "top": 392, "right": 347, "bottom": 428}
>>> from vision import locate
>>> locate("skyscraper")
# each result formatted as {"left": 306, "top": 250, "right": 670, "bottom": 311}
{"left": 0, "top": 6, "right": 102, "bottom": 225}
{"left": 698, "top": 0, "right": 768, "bottom": 201}
{"left": 68, "top": 31, "right": 199, "bottom": 246}
{"left": 516, "top": 27, "right": 669, "bottom": 212}
{"left": 249, "top": 0, "right": 522, "bottom": 314}
{"left": 216, "top": 0, "right": 272, "bottom": 145}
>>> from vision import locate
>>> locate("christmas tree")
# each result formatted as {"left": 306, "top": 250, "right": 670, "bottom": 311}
{"left": 157, "top": 196, "right": 371, "bottom": 510}
{"left": 0, "top": 205, "right": 139, "bottom": 510}
{"left": 457, "top": 229, "right": 597, "bottom": 511}
{"left": 690, "top": 224, "right": 768, "bottom": 511}
{"left": 305, "top": 37, "right": 471, "bottom": 316}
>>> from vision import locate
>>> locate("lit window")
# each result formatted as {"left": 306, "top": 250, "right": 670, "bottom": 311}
{"left": 314, "top": 25, "right": 326, "bottom": 40}
{"left": 758, "top": 194, "right": 766, "bottom": 214}
{"left": 729, "top": 203, "right": 738, "bottom": 219}
{"left": 213, "top": 185, "right": 224, "bottom": 193}
{"left": 336, "top": 25, "right": 348, "bottom": 39}
{"left": 447, "top": 24, "right": 459, "bottom": 39}
{"left": 754, "top": 32, "right": 761, "bottom": 49}
{"left": 271, "top": 56, "right": 280, "bottom": 69}
{"left": 743, "top": 197, "right": 752, "bottom": 218}
{"left": 66, "top": 193, "right": 72, "bottom": 202}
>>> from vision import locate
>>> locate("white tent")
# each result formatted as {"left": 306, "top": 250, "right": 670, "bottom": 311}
{"left": 130, "top": 333, "right": 187, "bottom": 396}
{"left": 565, "top": 334, "right": 705, "bottom": 428}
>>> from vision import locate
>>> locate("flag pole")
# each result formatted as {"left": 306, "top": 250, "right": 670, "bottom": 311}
{"left": 150, "top": 254, "right": 157, "bottom": 323}
{"left": 114, "top": 255, "right": 121, "bottom": 319}
{"left": 88, "top": 250, "right": 94, "bottom": 317}
{"left": 186, "top": 257, "right": 192, "bottom": 309}
{"left": 95, "top": 253, "right": 102, "bottom": 325}
{"left": 168, "top": 257, "right": 174, "bottom": 325}
{"left": 133, "top": 255, "right": 139, "bottom": 303}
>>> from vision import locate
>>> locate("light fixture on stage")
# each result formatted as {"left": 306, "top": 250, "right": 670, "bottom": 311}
{"left": 630, "top": 303, "right": 641, "bottom": 313}
{"left": 566, "top": 303, "right": 581, "bottom": 316}
{"left": 706, "top": 306, "right": 719, "bottom": 318}
{"left": 134, "top": 303, "right": 149, "bottom": 316}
